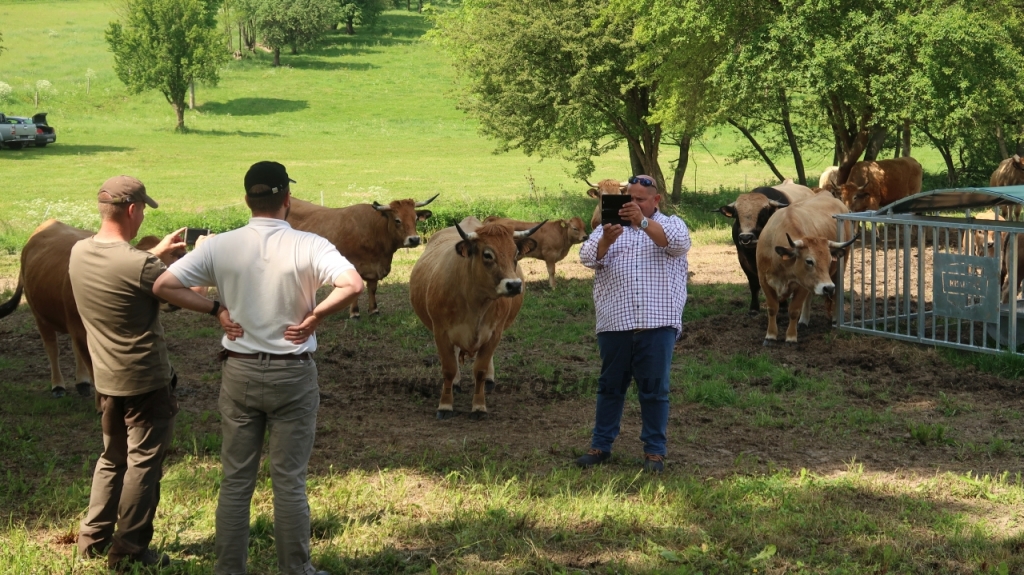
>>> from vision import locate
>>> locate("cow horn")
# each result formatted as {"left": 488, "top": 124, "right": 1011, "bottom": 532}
{"left": 415, "top": 194, "right": 439, "bottom": 207}
{"left": 786, "top": 233, "right": 804, "bottom": 248}
{"left": 514, "top": 220, "right": 547, "bottom": 238}
{"left": 828, "top": 231, "right": 861, "bottom": 250}
{"left": 455, "top": 222, "right": 478, "bottom": 241}
{"left": 372, "top": 201, "right": 389, "bottom": 212}
{"left": 584, "top": 179, "right": 597, "bottom": 188}
{"left": 768, "top": 199, "right": 789, "bottom": 209}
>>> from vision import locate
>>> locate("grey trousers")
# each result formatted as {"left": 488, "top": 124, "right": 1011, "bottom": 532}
{"left": 78, "top": 385, "right": 178, "bottom": 561}
{"left": 215, "top": 356, "right": 319, "bottom": 575}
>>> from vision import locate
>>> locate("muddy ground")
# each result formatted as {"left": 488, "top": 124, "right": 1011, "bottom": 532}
{"left": 1, "top": 244, "right": 1023, "bottom": 480}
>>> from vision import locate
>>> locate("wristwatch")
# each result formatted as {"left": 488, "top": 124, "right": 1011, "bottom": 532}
{"left": 209, "top": 300, "right": 221, "bottom": 317}
{"left": 640, "top": 217, "right": 649, "bottom": 230}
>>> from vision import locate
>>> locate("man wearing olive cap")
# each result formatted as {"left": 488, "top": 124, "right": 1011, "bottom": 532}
{"left": 155, "top": 161, "right": 364, "bottom": 575}
{"left": 70, "top": 175, "right": 201, "bottom": 570}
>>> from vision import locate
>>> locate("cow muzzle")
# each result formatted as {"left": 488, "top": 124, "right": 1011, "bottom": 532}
{"left": 498, "top": 278, "right": 523, "bottom": 296}
{"left": 738, "top": 233, "right": 756, "bottom": 245}
{"left": 817, "top": 283, "right": 835, "bottom": 296}
{"left": 405, "top": 236, "right": 421, "bottom": 247}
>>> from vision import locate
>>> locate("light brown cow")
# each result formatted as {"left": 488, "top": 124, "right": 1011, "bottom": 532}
{"left": 991, "top": 155, "right": 1024, "bottom": 220}
{"left": 964, "top": 209, "right": 1000, "bottom": 258}
{"left": 286, "top": 195, "right": 436, "bottom": 318}
{"left": 482, "top": 216, "right": 588, "bottom": 288}
{"left": 715, "top": 181, "right": 816, "bottom": 315}
{"left": 0, "top": 220, "right": 181, "bottom": 398}
{"left": 818, "top": 166, "right": 839, "bottom": 192}
{"left": 756, "top": 194, "right": 857, "bottom": 344}
{"left": 837, "top": 157, "right": 923, "bottom": 213}
{"left": 585, "top": 179, "right": 626, "bottom": 231}
{"left": 409, "top": 217, "right": 541, "bottom": 420}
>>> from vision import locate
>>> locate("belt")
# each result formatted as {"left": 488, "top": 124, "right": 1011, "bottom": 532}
{"left": 223, "top": 350, "right": 312, "bottom": 361}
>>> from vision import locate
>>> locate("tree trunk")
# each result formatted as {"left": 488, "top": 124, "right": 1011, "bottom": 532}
{"left": 862, "top": 125, "right": 888, "bottom": 162}
{"left": 188, "top": 80, "right": 195, "bottom": 110}
{"left": 418, "top": 0, "right": 423, "bottom": 12}
{"left": 671, "top": 135, "right": 692, "bottom": 204}
{"left": 172, "top": 101, "right": 186, "bottom": 132}
{"left": 779, "top": 89, "right": 806, "bottom": 185}
{"left": 901, "top": 119, "right": 911, "bottom": 157}
{"left": 923, "top": 129, "right": 957, "bottom": 185}
{"left": 996, "top": 124, "right": 1010, "bottom": 160}
{"left": 346, "top": 16, "right": 355, "bottom": 35}
{"left": 728, "top": 118, "right": 786, "bottom": 183}
{"left": 290, "top": 44, "right": 298, "bottom": 55}
{"left": 273, "top": 47, "right": 280, "bottom": 67}
{"left": 627, "top": 140, "right": 645, "bottom": 178}
{"left": 407, "top": 0, "right": 411, "bottom": 9}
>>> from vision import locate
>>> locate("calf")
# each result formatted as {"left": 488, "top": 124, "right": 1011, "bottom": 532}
{"left": 991, "top": 155, "right": 1024, "bottom": 220}
{"left": 756, "top": 193, "right": 857, "bottom": 343}
{"left": 482, "top": 216, "right": 588, "bottom": 287}
{"left": 838, "top": 157, "right": 923, "bottom": 212}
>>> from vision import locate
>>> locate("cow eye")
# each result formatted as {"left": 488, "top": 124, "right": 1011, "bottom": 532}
{"left": 483, "top": 251, "right": 494, "bottom": 261}
{"left": 805, "top": 258, "right": 814, "bottom": 266}
{"left": 394, "top": 218, "right": 401, "bottom": 224}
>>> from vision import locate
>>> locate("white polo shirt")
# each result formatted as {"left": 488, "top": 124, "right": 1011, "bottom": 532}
{"left": 167, "top": 218, "right": 355, "bottom": 355}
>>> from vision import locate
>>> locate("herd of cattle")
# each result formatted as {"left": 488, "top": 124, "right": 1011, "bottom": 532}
{"left": 1, "top": 153, "right": 1023, "bottom": 412}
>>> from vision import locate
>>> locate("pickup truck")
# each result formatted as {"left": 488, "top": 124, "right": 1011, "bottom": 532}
{"left": 0, "top": 113, "right": 36, "bottom": 149}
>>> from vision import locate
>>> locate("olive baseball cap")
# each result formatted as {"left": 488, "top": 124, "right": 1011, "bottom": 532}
{"left": 244, "top": 161, "right": 296, "bottom": 195}
{"left": 97, "top": 175, "right": 159, "bottom": 208}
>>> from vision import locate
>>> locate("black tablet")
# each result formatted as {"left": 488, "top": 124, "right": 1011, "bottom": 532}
{"left": 600, "top": 195, "right": 631, "bottom": 226}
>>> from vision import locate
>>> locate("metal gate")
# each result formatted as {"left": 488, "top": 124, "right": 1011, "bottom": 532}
{"left": 835, "top": 186, "right": 1024, "bottom": 355}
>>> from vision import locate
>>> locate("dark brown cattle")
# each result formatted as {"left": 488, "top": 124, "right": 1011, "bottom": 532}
{"left": 286, "top": 195, "right": 436, "bottom": 318}
{"left": 756, "top": 194, "right": 857, "bottom": 344}
{"left": 715, "top": 180, "right": 815, "bottom": 314}
{"left": 991, "top": 155, "right": 1024, "bottom": 220}
{"left": 585, "top": 179, "right": 626, "bottom": 231}
{"left": 838, "top": 157, "right": 923, "bottom": 212}
{"left": 0, "top": 220, "right": 180, "bottom": 398}
{"left": 409, "top": 217, "right": 541, "bottom": 420}
{"left": 482, "top": 216, "right": 588, "bottom": 288}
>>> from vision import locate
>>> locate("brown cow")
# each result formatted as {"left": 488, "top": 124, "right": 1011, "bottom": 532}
{"left": 756, "top": 194, "right": 857, "bottom": 344}
{"left": 837, "top": 157, "right": 923, "bottom": 213}
{"left": 585, "top": 179, "right": 626, "bottom": 231}
{"left": 991, "top": 155, "right": 1024, "bottom": 220}
{"left": 409, "top": 217, "right": 541, "bottom": 420}
{"left": 818, "top": 166, "right": 839, "bottom": 192}
{"left": 286, "top": 195, "right": 436, "bottom": 318}
{"left": 482, "top": 216, "right": 588, "bottom": 288}
{"left": 0, "top": 220, "right": 183, "bottom": 398}
{"left": 715, "top": 180, "right": 815, "bottom": 314}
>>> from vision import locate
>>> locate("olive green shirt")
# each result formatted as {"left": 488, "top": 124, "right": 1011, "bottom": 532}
{"left": 68, "top": 238, "right": 172, "bottom": 396}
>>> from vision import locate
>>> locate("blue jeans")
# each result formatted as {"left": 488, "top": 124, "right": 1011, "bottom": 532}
{"left": 591, "top": 327, "right": 675, "bottom": 456}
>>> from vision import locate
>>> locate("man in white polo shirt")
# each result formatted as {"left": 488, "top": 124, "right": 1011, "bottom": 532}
{"left": 153, "top": 161, "right": 363, "bottom": 575}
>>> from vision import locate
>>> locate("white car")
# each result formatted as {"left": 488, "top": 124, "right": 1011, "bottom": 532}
{"left": 0, "top": 113, "right": 56, "bottom": 149}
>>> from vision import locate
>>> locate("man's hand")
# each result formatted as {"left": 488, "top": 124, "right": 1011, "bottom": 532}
{"left": 148, "top": 227, "right": 188, "bottom": 265}
{"left": 218, "top": 306, "right": 244, "bottom": 341}
{"left": 619, "top": 201, "right": 644, "bottom": 227}
{"left": 194, "top": 233, "right": 214, "bottom": 250}
{"left": 596, "top": 223, "right": 623, "bottom": 261}
{"left": 284, "top": 311, "right": 321, "bottom": 345}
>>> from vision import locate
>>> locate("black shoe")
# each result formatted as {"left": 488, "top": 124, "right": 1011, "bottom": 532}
{"left": 643, "top": 453, "right": 665, "bottom": 473}
{"left": 575, "top": 448, "right": 610, "bottom": 468}
{"left": 108, "top": 549, "right": 170, "bottom": 571}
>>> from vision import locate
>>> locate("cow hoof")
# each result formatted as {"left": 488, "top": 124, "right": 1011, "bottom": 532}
{"left": 51, "top": 387, "right": 67, "bottom": 399}
{"left": 469, "top": 411, "right": 487, "bottom": 421}
{"left": 369, "top": 309, "right": 380, "bottom": 316}
{"left": 349, "top": 315, "right": 361, "bottom": 321}
{"left": 452, "top": 384, "right": 462, "bottom": 394}
{"left": 75, "top": 382, "right": 93, "bottom": 397}
{"left": 484, "top": 380, "right": 495, "bottom": 394}
{"left": 436, "top": 410, "right": 457, "bottom": 420}
{"left": 762, "top": 339, "right": 776, "bottom": 347}
{"left": 748, "top": 309, "right": 759, "bottom": 317}
{"left": 798, "top": 321, "right": 809, "bottom": 327}
{"left": 785, "top": 339, "right": 799, "bottom": 344}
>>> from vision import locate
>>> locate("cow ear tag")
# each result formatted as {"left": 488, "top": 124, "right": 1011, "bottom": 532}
{"left": 775, "top": 246, "right": 794, "bottom": 260}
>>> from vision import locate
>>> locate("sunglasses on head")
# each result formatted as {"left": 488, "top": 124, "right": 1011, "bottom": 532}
{"left": 628, "top": 176, "right": 656, "bottom": 188}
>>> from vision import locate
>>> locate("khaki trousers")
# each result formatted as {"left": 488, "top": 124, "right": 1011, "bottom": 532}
{"left": 78, "top": 385, "right": 178, "bottom": 561}
{"left": 215, "top": 356, "right": 319, "bottom": 575}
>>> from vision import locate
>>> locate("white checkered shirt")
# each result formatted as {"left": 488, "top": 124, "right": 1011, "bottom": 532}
{"left": 579, "top": 210, "right": 691, "bottom": 336}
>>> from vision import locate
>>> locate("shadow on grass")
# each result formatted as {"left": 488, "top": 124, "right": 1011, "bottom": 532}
{"left": 197, "top": 98, "right": 309, "bottom": 117}
{"left": 0, "top": 144, "right": 132, "bottom": 159}
{"left": 183, "top": 128, "right": 279, "bottom": 138}
{"left": 287, "top": 59, "right": 377, "bottom": 72}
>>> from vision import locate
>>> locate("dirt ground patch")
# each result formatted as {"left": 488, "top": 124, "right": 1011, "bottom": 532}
{"left": 1, "top": 243, "right": 1023, "bottom": 481}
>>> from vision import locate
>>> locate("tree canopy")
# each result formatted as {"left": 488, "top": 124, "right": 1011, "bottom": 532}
{"left": 106, "top": 0, "right": 226, "bottom": 131}
{"left": 240, "top": 0, "right": 340, "bottom": 66}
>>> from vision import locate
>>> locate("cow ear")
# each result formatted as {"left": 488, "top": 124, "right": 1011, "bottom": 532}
{"left": 455, "top": 240, "right": 476, "bottom": 258}
{"left": 587, "top": 188, "right": 600, "bottom": 198}
{"left": 516, "top": 238, "right": 538, "bottom": 258}
{"left": 717, "top": 205, "right": 736, "bottom": 218}
{"left": 775, "top": 245, "right": 797, "bottom": 260}
{"left": 416, "top": 209, "right": 432, "bottom": 221}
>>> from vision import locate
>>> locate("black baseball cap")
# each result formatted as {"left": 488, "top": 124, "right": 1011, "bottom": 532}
{"left": 244, "top": 161, "right": 296, "bottom": 195}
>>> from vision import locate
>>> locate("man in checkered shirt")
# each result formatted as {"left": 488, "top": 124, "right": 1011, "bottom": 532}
{"left": 575, "top": 175, "right": 691, "bottom": 473}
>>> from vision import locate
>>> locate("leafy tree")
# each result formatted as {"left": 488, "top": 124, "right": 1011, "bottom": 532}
{"left": 106, "top": 0, "right": 226, "bottom": 131}
{"left": 432, "top": 0, "right": 669, "bottom": 193}
{"left": 0, "top": 31, "right": 6, "bottom": 58}
{"left": 340, "top": 0, "right": 387, "bottom": 34}
{"left": 244, "top": 0, "right": 339, "bottom": 66}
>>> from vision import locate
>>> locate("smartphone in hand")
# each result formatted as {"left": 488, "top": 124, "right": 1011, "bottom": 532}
{"left": 184, "top": 227, "right": 210, "bottom": 246}
{"left": 600, "top": 195, "right": 631, "bottom": 227}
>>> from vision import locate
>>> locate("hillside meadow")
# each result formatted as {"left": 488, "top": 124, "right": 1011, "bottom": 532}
{"left": 2, "top": 2, "right": 1023, "bottom": 574}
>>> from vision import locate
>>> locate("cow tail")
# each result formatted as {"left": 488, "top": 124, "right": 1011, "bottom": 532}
{"left": 0, "top": 275, "right": 23, "bottom": 320}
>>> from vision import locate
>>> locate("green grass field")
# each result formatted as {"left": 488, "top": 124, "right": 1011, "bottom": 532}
{"left": 2, "top": 2, "right": 1021, "bottom": 574}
